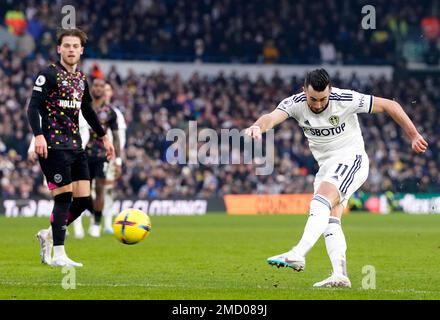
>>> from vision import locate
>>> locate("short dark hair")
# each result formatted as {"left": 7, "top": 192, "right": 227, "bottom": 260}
{"left": 57, "top": 28, "right": 88, "bottom": 46}
{"left": 304, "top": 68, "right": 331, "bottom": 91}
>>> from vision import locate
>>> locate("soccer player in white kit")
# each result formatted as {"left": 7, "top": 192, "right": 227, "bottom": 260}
{"left": 245, "top": 69, "right": 428, "bottom": 288}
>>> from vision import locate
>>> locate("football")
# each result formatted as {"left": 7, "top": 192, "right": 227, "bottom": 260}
{"left": 113, "top": 208, "right": 152, "bottom": 244}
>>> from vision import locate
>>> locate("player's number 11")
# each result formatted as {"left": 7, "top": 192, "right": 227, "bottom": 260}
{"left": 335, "top": 163, "right": 349, "bottom": 176}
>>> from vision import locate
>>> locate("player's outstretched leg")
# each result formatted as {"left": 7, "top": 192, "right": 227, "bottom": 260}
{"left": 267, "top": 250, "right": 305, "bottom": 271}
{"left": 267, "top": 194, "right": 332, "bottom": 271}
{"left": 67, "top": 196, "right": 95, "bottom": 239}
{"left": 313, "top": 216, "right": 351, "bottom": 288}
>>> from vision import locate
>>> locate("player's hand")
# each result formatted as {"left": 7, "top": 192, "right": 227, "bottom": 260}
{"left": 34, "top": 135, "right": 48, "bottom": 159}
{"left": 411, "top": 134, "right": 428, "bottom": 154}
{"left": 102, "top": 135, "right": 115, "bottom": 161}
{"left": 245, "top": 125, "right": 262, "bottom": 140}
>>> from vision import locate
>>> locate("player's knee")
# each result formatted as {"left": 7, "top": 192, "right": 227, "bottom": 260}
{"left": 72, "top": 195, "right": 94, "bottom": 212}
{"left": 330, "top": 204, "right": 344, "bottom": 219}
{"left": 310, "top": 194, "right": 332, "bottom": 216}
{"left": 54, "top": 192, "right": 72, "bottom": 204}
{"left": 53, "top": 192, "right": 73, "bottom": 213}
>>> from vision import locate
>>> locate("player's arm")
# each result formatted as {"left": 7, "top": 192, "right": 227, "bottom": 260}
{"left": 109, "top": 109, "right": 122, "bottom": 177}
{"left": 78, "top": 111, "right": 90, "bottom": 149}
{"left": 109, "top": 110, "right": 121, "bottom": 158}
{"left": 245, "top": 109, "right": 289, "bottom": 140}
{"left": 81, "top": 81, "right": 115, "bottom": 160}
{"left": 27, "top": 71, "right": 54, "bottom": 159}
{"left": 372, "top": 97, "right": 428, "bottom": 153}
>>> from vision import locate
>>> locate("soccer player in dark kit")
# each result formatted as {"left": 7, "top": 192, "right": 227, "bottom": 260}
{"left": 85, "top": 78, "right": 121, "bottom": 238}
{"left": 27, "top": 28, "right": 115, "bottom": 267}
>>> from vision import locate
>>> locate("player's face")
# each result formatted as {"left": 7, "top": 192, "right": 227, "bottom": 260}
{"left": 57, "top": 36, "right": 83, "bottom": 66}
{"left": 104, "top": 84, "right": 113, "bottom": 103}
{"left": 91, "top": 79, "right": 106, "bottom": 99}
{"left": 304, "top": 85, "right": 331, "bottom": 114}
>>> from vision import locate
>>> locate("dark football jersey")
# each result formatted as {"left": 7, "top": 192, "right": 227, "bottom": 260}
{"left": 86, "top": 104, "right": 118, "bottom": 160}
{"left": 29, "top": 62, "right": 93, "bottom": 150}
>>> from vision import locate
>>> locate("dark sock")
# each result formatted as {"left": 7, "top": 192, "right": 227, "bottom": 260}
{"left": 66, "top": 196, "right": 95, "bottom": 226}
{"left": 51, "top": 192, "right": 72, "bottom": 246}
{"left": 94, "top": 210, "right": 102, "bottom": 225}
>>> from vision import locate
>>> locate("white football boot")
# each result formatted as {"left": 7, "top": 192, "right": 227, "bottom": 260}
{"left": 36, "top": 228, "right": 53, "bottom": 265}
{"left": 267, "top": 249, "right": 305, "bottom": 272}
{"left": 88, "top": 224, "right": 101, "bottom": 238}
{"left": 73, "top": 218, "right": 85, "bottom": 239}
{"left": 313, "top": 274, "right": 351, "bottom": 288}
{"left": 51, "top": 255, "right": 83, "bottom": 267}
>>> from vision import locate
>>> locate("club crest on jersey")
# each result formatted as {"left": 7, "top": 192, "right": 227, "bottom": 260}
{"left": 54, "top": 174, "right": 63, "bottom": 183}
{"left": 329, "top": 115, "right": 339, "bottom": 127}
{"left": 79, "top": 80, "right": 85, "bottom": 90}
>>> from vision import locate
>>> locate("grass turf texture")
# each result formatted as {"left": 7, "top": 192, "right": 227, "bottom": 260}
{"left": 0, "top": 213, "right": 439, "bottom": 300}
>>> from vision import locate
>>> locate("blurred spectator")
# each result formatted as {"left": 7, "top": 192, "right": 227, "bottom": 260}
{"left": 0, "top": 44, "right": 439, "bottom": 199}
{"left": 263, "top": 40, "right": 279, "bottom": 64}
{"left": 423, "top": 41, "right": 440, "bottom": 65}
{"left": 0, "top": 0, "right": 436, "bottom": 64}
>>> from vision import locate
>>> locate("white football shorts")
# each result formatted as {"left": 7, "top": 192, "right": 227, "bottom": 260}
{"left": 313, "top": 151, "right": 369, "bottom": 207}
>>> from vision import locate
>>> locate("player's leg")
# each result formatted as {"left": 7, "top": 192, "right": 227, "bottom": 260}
{"left": 103, "top": 179, "right": 115, "bottom": 233}
{"left": 36, "top": 150, "right": 74, "bottom": 265}
{"left": 313, "top": 203, "right": 351, "bottom": 288}
{"left": 267, "top": 181, "right": 339, "bottom": 271}
{"left": 103, "top": 160, "right": 116, "bottom": 234}
{"left": 314, "top": 153, "right": 369, "bottom": 287}
{"left": 49, "top": 184, "right": 86, "bottom": 267}
{"left": 68, "top": 151, "right": 96, "bottom": 237}
{"left": 89, "top": 177, "right": 105, "bottom": 237}
{"left": 88, "top": 160, "right": 106, "bottom": 237}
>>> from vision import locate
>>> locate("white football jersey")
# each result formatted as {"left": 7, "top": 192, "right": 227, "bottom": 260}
{"left": 107, "top": 106, "right": 127, "bottom": 151}
{"left": 276, "top": 88, "right": 373, "bottom": 165}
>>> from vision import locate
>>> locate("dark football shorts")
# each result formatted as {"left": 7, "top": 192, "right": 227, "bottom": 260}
{"left": 87, "top": 158, "right": 108, "bottom": 180}
{"left": 38, "top": 149, "right": 90, "bottom": 190}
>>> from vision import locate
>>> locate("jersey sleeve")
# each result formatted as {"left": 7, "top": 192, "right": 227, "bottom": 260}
{"left": 275, "top": 94, "right": 303, "bottom": 120}
{"left": 27, "top": 69, "right": 56, "bottom": 136}
{"left": 81, "top": 80, "right": 106, "bottom": 137}
{"left": 109, "top": 109, "right": 119, "bottom": 131}
{"left": 30, "top": 68, "right": 56, "bottom": 101}
{"left": 78, "top": 111, "right": 90, "bottom": 148}
{"left": 345, "top": 90, "right": 374, "bottom": 114}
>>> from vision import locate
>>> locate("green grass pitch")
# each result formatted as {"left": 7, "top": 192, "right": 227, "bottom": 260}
{"left": 0, "top": 213, "right": 439, "bottom": 300}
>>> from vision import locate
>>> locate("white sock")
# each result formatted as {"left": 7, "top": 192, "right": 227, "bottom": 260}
{"left": 103, "top": 185, "right": 114, "bottom": 230}
{"left": 73, "top": 215, "right": 84, "bottom": 234}
{"left": 293, "top": 195, "right": 332, "bottom": 257}
{"left": 324, "top": 217, "right": 348, "bottom": 276}
{"left": 53, "top": 245, "right": 66, "bottom": 258}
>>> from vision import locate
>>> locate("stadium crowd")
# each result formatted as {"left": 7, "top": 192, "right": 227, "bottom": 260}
{"left": 0, "top": 41, "right": 439, "bottom": 199}
{"left": 0, "top": 0, "right": 438, "bottom": 64}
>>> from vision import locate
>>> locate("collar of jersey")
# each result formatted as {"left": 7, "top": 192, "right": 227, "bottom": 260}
{"left": 56, "top": 61, "right": 77, "bottom": 74}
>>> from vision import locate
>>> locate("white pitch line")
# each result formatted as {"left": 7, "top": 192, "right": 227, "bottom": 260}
{"left": 0, "top": 280, "right": 439, "bottom": 295}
